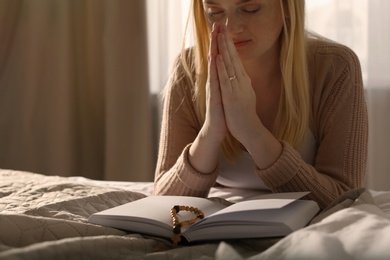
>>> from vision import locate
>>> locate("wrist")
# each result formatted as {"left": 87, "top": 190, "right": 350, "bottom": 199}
{"left": 241, "top": 122, "right": 282, "bottom": 169}
{"left": 199, "top": 124, "right": 226, "bottom": 146}
{"left": 188, "top": 128, "right": 223, "bottom": 174}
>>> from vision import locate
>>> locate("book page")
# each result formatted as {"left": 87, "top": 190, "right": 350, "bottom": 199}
{"left": 244, "top": 191, "right": 310, "bottom": 201}
{"left": 205, "top": 192, "right": 310, "bottom": 218}
{"left": 189, "top": 192, "right": 316, "bottom": 229}
{"left": 90, "top": 196, "right": 226, "bottom": 228}
{"left": 184, "top": 199, "right": 319, "bottom": 242}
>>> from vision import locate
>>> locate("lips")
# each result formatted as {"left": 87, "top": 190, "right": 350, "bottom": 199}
{"left": 233, "top": 40, "right": 251, "bottom": 48}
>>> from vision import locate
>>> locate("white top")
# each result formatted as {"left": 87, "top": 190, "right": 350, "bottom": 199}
{"left": 216, "top": 131, "right": 317, "bottom": 190}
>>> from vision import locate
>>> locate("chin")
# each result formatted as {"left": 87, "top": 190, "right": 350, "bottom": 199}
{"left": 237, "top": 51, "right": 256, "bottom": 62}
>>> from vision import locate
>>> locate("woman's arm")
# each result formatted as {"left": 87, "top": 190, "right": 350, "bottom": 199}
{"left": 154, "top": 24, "right": 231, "bottom": 197}
{"left": 256, "top": 42, "right": 368, "bottom": 209}
{"left": 153, "top": 72, "right": 219, "bottom": 197}
{"left": 188, "top": 23, "right": 228, "bottom": 174}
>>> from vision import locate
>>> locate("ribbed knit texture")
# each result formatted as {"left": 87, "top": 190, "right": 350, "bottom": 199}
{"left": 154, "top": 38, "right": 368, "bottom": 210}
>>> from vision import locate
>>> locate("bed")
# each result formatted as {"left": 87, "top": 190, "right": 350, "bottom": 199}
{"left": 1, "top": 169, "right": 390, "bottom": 259}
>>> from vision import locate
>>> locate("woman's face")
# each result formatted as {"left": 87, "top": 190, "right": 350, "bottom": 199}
{"left": 202, "top": 0, "right": 285, "bottom": 63}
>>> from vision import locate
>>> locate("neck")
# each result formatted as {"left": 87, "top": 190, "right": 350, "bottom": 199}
{"left": 244, "top": 60, "right": 281, "bottom": 90}
{"left": 242, "top": 48, "right": 282, "bottom": 89}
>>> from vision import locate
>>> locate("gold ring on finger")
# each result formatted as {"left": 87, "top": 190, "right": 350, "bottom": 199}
{"left": 229, "top": 75, "right": 236, "bottom": 81}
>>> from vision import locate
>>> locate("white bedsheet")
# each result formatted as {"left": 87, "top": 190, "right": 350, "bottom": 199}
{"left": 1, "top": 170, "right": 389, "bottom": 259}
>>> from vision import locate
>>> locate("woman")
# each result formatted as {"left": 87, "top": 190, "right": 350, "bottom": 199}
{"left": 154, "top": 0, "right": 368, "bottom": 210}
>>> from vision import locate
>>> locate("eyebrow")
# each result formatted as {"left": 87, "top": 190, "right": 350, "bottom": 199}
{"left": 203, "top": 0, "right": 253, "bottom": 4}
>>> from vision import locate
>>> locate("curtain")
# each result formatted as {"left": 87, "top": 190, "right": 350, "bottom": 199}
{"left": 0, "top": 0, "right": 154, "bottom": 181}
{"left": 365, "top": 1, "right": 390, "bottom": 191}
{"left": 146, "top": 0, "right": 191, "bottom": 163}
{"left": 146, "top": 0, "right": 188, "bottom": 94}
{"left": 148, "top": 0, "right": 390, "bottom": 190}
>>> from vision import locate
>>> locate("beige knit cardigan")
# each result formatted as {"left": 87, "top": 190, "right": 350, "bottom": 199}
{"left": 154, "top": 38, "right": 368, "bottom": 210}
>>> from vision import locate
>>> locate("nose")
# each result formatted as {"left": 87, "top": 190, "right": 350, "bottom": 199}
{"left": 224, "top": 15, "right": 244, "bottom": 35}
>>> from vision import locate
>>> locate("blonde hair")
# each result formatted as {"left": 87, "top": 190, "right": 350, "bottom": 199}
{"left": 178, "top": 0, "right": 309, "bottom": 161}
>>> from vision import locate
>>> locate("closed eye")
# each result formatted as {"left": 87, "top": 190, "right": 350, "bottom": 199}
{"left": 205, "top": 7, "right": 226, "bottom": 21}
{"left": 240, "top": 4, "right": 261, "bottom": 14}
{"left": 206, "top": 7, "right": 225, "bottom": 18}
{"left": 208, "top": 11, "right": 224, "bottom": 17}
{"left": 242, "top": 8, "right": 260, "bottom": 14}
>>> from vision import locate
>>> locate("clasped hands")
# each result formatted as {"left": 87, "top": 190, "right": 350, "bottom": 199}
{"left": 189, "top": 22, "right": 281, "bottom": 173}
{"left": 205, "top": 22, "right": 261, "bottom": 149}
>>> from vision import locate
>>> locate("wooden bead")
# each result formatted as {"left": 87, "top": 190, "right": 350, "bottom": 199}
{"left": 173, "top": 224, "right": 181, "bottom": 234}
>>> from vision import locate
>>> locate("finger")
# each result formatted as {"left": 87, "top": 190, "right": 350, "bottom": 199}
{"left": 207, "top": 23, "right": 222, "bottom": 103}
{"left": 210, "top": 23, "right": 219, "bottom": 57}
{"left": 221, "top": 24, "right": 246, "bottom": 77}
{"left": 208, "top": 23, "right": 219, "bottom": 85}
{"left": 217, "top": 33, "right": 241, "bottom": 89}
{"left": 216, "top": 54, "right": 234, "bottom": 92}
{"left": 217, "top": 33, "right": 236, "bottom": 83}
{"left": 209, "top": 53, "right": 219, "bottom": 93}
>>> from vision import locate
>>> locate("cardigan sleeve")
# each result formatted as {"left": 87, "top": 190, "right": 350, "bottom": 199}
{"left": 256, "top": 41, "right": 368, "bottom": 209}
{"left": 153, "top": 62, "right": 219, "bottom": 197}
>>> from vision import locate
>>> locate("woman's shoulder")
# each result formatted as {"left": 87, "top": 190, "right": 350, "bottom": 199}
{"left": 168, "top": 49, "right": 194, "bottom": 82}
{"left": 306, "top": 36, "right": 361, "bottom": 71}
{"left": 306, "top": 35, "right": 363, "bottom": 91}
{"left": 163, "top": 49, "right": 195, "bottom": 98}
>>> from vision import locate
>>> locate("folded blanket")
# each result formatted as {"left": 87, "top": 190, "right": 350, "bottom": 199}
{"left": 215, "top": 188, "right": 390, "bottom": 260}
{"left": 311, "top": 187, "right": 383, "bottom": 223}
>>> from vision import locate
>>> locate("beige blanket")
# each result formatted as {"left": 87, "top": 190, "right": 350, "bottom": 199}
{"left": 1, "top": 169, "right": 389, "bottom": 259}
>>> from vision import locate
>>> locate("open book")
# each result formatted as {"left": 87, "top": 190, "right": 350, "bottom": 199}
{"left": 88, "top": 192, "right": 319, "bottom": 243}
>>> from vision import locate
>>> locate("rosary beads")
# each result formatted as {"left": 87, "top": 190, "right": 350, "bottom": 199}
{"left": 170, "top": 205, "right": 204, "bottom": 246}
